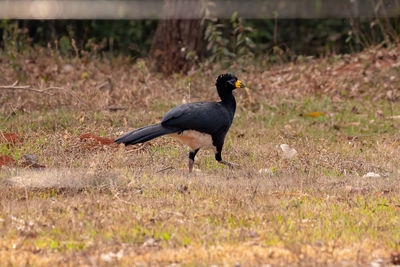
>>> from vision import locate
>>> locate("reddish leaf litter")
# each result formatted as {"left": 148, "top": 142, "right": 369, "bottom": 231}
{"left": 0, "top": 155, "right": 15, "bottom": 167}
{"left": 0, "top": 132, "right": 21, "bottom": 144}
{"left": 80, "top": 133, "right": 116, "bottom": 146}
{"left": 0, "top": 133, "right": 20, "bottom": 167}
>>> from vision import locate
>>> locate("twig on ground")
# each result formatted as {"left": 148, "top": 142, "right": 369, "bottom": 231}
{"left": 112, "top": 192, "right": 135, "bottom": 205}
{"left": 156, "top": 166, "right": 174, "bottom": 173}
{"left": 272, "top": 192, "right": 307, "bottom": 197}
{"left": 0, "top": 81, "right": 65, "bottom": 96}
{"left": 0, "top": 81, "right": 86, "bottom": 107}
{"left": 108, "top": 106, "right": 128, "bottom": 112}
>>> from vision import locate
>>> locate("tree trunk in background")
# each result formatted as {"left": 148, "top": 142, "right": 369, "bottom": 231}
{"left": 150, "top": 0, "right": 204, "bottom": 74}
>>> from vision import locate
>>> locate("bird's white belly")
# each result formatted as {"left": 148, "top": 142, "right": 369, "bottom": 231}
{"left": 170, "top": 130, "right": 215, "bottom": 152}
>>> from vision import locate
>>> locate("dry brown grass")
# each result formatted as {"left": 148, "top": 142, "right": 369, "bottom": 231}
{"left": 1, "top": 44, "right": 400, "bottom": 113}
{"left": 1, "top": 45, "right": 400, "bottom": 266}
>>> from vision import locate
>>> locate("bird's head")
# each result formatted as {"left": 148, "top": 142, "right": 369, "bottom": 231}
{"left": 215, "top": 73, "right": 245, "bottom": 97}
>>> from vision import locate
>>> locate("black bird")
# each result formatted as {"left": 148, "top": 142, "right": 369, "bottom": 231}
{"left": 115, "top": 73, "right": 245, "bottom": 173}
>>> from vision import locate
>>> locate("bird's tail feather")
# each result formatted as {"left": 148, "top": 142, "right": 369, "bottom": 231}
{"left": 115, "top": 124, "right": 177, "bottom": 146}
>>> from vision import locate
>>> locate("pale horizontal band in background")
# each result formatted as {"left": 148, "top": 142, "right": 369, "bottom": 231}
{"left": 0, "top": 0, "right": 399, "bottom": 19}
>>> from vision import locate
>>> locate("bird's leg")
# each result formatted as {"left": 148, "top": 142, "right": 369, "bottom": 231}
{"left": 218, "top": 160, "right": 240, "bottom": 168}
{"left": 215, "top": 150, "right": 240, "bottom": 169}
{"left": 188, "top": 149, "right": 199, "bottom": 174}
{"left": 189, "top": 159, "right": 194, "bottom": 173}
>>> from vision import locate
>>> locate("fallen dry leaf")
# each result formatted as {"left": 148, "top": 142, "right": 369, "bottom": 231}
{"left": 0, "top": 155, "right": 15, "bottom": 167}
{"left": 305, "top": 112, "right": 325, "bottom": 118}
{"left": 80, "top": 133, "right": 115, "bottom": 146}
{"left": 0, "top": 132, "right": 21, "bottom": 144}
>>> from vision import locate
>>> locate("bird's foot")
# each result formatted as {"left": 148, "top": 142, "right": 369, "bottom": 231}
{"left": 219, "top": 160, "right": 240, "bottom": 168}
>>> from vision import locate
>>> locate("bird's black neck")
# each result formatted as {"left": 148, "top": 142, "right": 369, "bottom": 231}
{"left": 219, "top": 93, "right": 236, "bottom": 116}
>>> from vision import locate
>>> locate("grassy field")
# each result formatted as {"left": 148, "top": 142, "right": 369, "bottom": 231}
{"left": 1, "top": 46, "right": 400, "bottom": 266}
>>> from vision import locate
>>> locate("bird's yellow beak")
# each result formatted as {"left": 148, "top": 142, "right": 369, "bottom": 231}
{"left": 235, "top": 80, "right": 245, "bottom": 88}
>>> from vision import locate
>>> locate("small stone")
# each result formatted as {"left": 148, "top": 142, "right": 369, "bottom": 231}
{"left": 363, "top": 172, "right": 381, "bottom": 178}
{"left": 142, "top": 238, "right": 157, "bottom": 247}
{"left": 280, "top": 144, "right": 297, "bottom": 159}
{"left": 23, "top": 154, "right": 38, "bottom": 164}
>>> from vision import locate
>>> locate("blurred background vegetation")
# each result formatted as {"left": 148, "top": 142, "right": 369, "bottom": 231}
{"left": 1, "top": 3, "right": 399, "bottom": 73}
{"left": 2, "top": 18, "right": 398, "bottom": 54}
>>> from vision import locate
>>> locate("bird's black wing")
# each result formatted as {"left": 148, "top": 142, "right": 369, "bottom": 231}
{"left": 161, "top": 102, "right": 233, "bottom": 135}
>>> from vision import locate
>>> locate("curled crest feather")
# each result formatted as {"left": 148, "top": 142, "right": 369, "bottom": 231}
{"left": 216, "top": 73, "right": 238, "bottom": 88}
